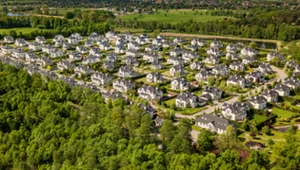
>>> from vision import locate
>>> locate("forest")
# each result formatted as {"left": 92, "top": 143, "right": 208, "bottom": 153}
{"left": 0, "top": 63, "right": 299, "bottom": 169}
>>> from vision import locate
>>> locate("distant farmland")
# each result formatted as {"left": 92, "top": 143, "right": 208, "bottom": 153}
{"left": 118, "top": 9, "right": 234, "bottom": 24}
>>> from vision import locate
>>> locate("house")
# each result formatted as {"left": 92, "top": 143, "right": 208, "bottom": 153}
{"left": 245, "top": 141, "right": 265, "bottom": 150}
{"left": 173, "top": 37, "right": 185, "bottom": 45}
{"left": 176, "top": 92, "right": 206, "bottom": 108}
{"left": 126, "top": 50, "right": 140, "bottom": 58}
{"left": 53, "top": 35, "right": 64, "bottom": 43}
{"left": 63, "top": 43, "right": 72, "bottom": 51}
{"left": 118, "top": 66, "right": 137, "bottom": 78}
{"left": 204, "top": 55, "right": 220, "bottom": 65}
{"left": 91, "top": 72, "right": 113, "bottom": 87}
{"left": 128, "top": 41, "right": 140, "bottom": 51}
{"left": 115, "top": 45, "right": 126, "bottom": 54}
{"left": 68, "top": 36, "right": 79, "bottom": 45}
{"left": 105, "top": 31, "right": 117, "bottom": 40}
{"left": 283, "top": 77, "right": 300, "bottom": 89}
{"left": 182, "top": 52, "right": 199, "bottom": 62}
{"left": 136, "top": 36, "right": 147, "bottom": 45}
{"left": 115, "top": 38, "right": 125, "bottom": 46}
{"left": 202, "top": 86, "right": 223, "bottom": 100}
{"left": 69, "top": 51, "right": 82, "bottom": 61}
{"left": 106, "top": 52, "right": 118, "bottom": 62}
{"left": 195, "top": 70, "right": 214, "bottom": 83}
{"left": 195, "top": 114, "right": 235, "bottom": 134}
{"left": 267, "top": 52, "right": 285, "bottom": 62}
{"left": 190, "top": 62, "right": 204, "bottom": 71}
{"left": 186, "top": 45, "right": 200, "bottom": 52}
{"left": 74, "top": 65, "right": 93, "bottom": 76}
{"left": 245, "top": 71, "right": 265, "bottom": 83}
{"left": 227, "top": 75, "right": 246, "bottom": 88}
{"left": 55, "top": 39, "right": 65, "bottom": 47}
{"left": 151, "top": 61, "right": 164, "bottom": 70}
{"left": 82, "top": 55, "right": 100, "bottom": 65}
{"left": 123, "top": 56, "right": 139, "bottom": 66}
{"left": 155, "top": 117, "right": 164, "bottom": 127}
{"left": 113, "top": 79, "right": 135, "bottom": 92}
{"left": 170, "top": 48, "right": 183, "bottom": 57}
{"left": 28, "top": 42, "right": 42, "bottom": 51}
{"left": 143, "top": 52, "right": 159, "bottom": 63}
{"left": 3, "top": 36, "right": 14, "bottom": 44}
{"left": 285, "top": 60, "right": 298, "bottom": 71}
{"left": 226, "top": 52, "right": 241, "bottom": 61}
{"left": 15, "top": 38, "right": 27, "bottom": 47}
{"left": 76, "top": 46, "right": 88, "bottom": 54}
{"left": 207, "top": 47, "right": 221, "bottom": 56}
{"left": 222, "top": 102, "right": 250, "bottom": 121}
{"left": 145, "top": 45, "right": 160, "bottom": 53}
{"left": 1, "top": 45, "right": 14, "bottom": 54}
{"left": 25, "top": 51, "right": 37, "bottom": 62}
{"left": 137, "top": 85, "right": 163, "bottom": 100}
{"left": 42, "top": 44, "right": 56, "bottom": 54}
{"left": 274, "top": 84, "right": 290, "bottom": 97}
{"left": 88, "top": 32, "right": 101, "bottom": 41}
{"left": 169, "top": 65, "right": 187, "bottom": 77}
{"left": 162, "top": 41, "right": 174, "bottom": 48}
{"left": 102, "top": 60, "right": 115, "bottom": 71}
{"left": 212, "top": 65, "right": 230, "bottom": 77}
{"left": 36, "top": 56, "right": 54, "bottom": 67}
{"left": 99, "top": 41, "right": 111, "bottom": 50}
{"left": 248, "top": 95, "right": 267, "bottom": 110}
{"left": 35, "top": 36, "right": 46, "bottom": 44}
{"left": 167, "top": 56, "right": 184, "bottom": 66}
{"left": 210, "top": 40, "right": 223, "bottom": 48}
{"left": 50, "top": 49, "right": 64, "bottom": 58}
{"left": 102, "top": 91, "right": 123, "bottom": 101}
{"left": 242, "top": 56, "right": 256, "bottom": 65}
{"left": 89, "top": 48, "right": 102, "bottom": 57}
{"left": 171, "top": 78, "right": 189, "bottom": 91}
{"left": 257, "top": 63, "right": 273, "bottom": 73}
{"left": 152, "top": 38, "right": 163, "bottom": 46}
{"left": 229, "top": 61, "right": 245, "bottom": 71}
{"left": 261, "top": 90, "right": 279, "bottom": 103}
{"left": 12, "top": 48, "right": 26, "bottom": 59}
{"left": 84, "top": 39, "right": 94, "bottom": 48}
{"left": 191, "top": 38, "right": 206, "bottom": 47}
{"left": 226, "top": 44, "right": 239, "bottom": 53}
{"left": 138, "top": 103, "right": 157, "bottom": 118}
{"left": 146, "top": 72, "right": 164, "bottom": 83}
{"left": 241, "top": 47, "right": 259, "bottom": 57}
{"left": 71, "top": 33, "right": 82, "bottom": 40}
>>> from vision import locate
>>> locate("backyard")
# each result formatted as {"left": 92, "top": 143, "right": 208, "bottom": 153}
{"left": 271, "top": 107, "right": 296, "bottom": 119}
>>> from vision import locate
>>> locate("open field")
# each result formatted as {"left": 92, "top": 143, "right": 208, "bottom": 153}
{"left": 0, "top": 27, "right": 54, "bottom": 35}
{"left": 118, "top": 9, "right": 234, "bottom": 24}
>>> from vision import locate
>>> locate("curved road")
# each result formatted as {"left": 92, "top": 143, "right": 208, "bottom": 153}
{"left": 175, "top": 65, "right": 288, "bottom": 119}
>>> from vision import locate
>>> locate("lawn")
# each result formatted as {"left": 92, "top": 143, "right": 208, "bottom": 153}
{"left": 162, "top": 98, "right": 207, "bottom": 115}
{"left": 0, "top": 27, "right": 55, "bottom": 35}
{"left": 271, "top": 107, "right": 295, "bottom": 119}
{"left": 249, "top": 114, "right": 268, "bottom": 124}
{"left": 118, "top": 9, "right": 234, "bottom": 24}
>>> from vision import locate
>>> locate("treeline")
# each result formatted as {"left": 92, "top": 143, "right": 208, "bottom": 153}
{"left": 113, "top": 10, "right": 300, "bottom": 41}
{"left": 0, "top": 63, "right": 299, "bottom": 169}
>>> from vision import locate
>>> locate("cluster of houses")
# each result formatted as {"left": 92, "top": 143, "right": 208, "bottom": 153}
{"left": 1, "top": 31, "right": 297, "bottom": 133}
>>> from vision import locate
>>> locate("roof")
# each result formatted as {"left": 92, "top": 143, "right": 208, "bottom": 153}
{"left": 195, "top": 114, "right": 234, "bottom": 131}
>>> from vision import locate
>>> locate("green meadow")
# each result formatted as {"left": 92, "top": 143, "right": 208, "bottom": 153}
{"left": 118, "top": 9, "right": 234, "bottom": 24}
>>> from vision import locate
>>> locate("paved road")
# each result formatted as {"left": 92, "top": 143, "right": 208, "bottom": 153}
{"left": 175, "top": 65, "right": 288, "bottom": 119}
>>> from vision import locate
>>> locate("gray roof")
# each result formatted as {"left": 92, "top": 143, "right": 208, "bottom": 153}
{"left": 196, "top": 114, "right": 233, "bottom": 131}
{"left": 222, "top": 102, "right": 250, "bottom": 115}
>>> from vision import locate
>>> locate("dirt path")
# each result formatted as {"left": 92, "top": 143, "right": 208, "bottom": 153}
{"left": 160, "top": 32, "right": 282, "bottom": 50}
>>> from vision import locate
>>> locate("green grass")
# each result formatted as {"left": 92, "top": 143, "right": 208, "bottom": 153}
{"left": 249, "top": 114, "right": 268, "bottom": 124}
{"left": 0, "top": 27, "right": 54, "bottom": 35}
{"left": 271, "top": 107, "right": 295, "bottom": 119}
{"left": 118, "top": 9, "right": 234, "bottom": 24}
{"left": 162, "top": 98, "right": 207, "bottom": 115}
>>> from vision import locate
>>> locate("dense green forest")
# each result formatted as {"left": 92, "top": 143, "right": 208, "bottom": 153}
{"left": 0, "top": 63, "right": 299, "bottom": 169}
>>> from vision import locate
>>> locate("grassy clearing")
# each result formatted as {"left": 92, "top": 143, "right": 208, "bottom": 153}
{"left": 271, "top": 107, "right": 296, "bottom": 119}
{"left": 118, "top": 9, "right": 234, "bottom": 24}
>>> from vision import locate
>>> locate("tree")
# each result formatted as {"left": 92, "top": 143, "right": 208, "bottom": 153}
{"left": 64, "top": 12, "right": 75, "bottom": 19}
{"left": 262, "top": 126, "right": 271, "bottom": 135}
{"left": 241, "top": 118, "right": 249, "bottom": 131}
{"left": 160, "top": 120, "right": 176, "bottom": 142}
{"left": 238, "top": 94, "right": 245, "bottom": 102}
{"left": 168, "top": 126, "right": 193, "bottom": 154}
{"left": 249, "top": 41, "right": 257, "bottom": 48}
{"left": 242, "top": 151, "right": 270, "bottom": 170}
{"left": 207, "top": 76, "right": 215, "bottom": 86}
{"left": 215, "top": 125, "right": 239, "bottom": 150}
{"left": 196, "top": 129, "right": 215, "bottom": 152}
